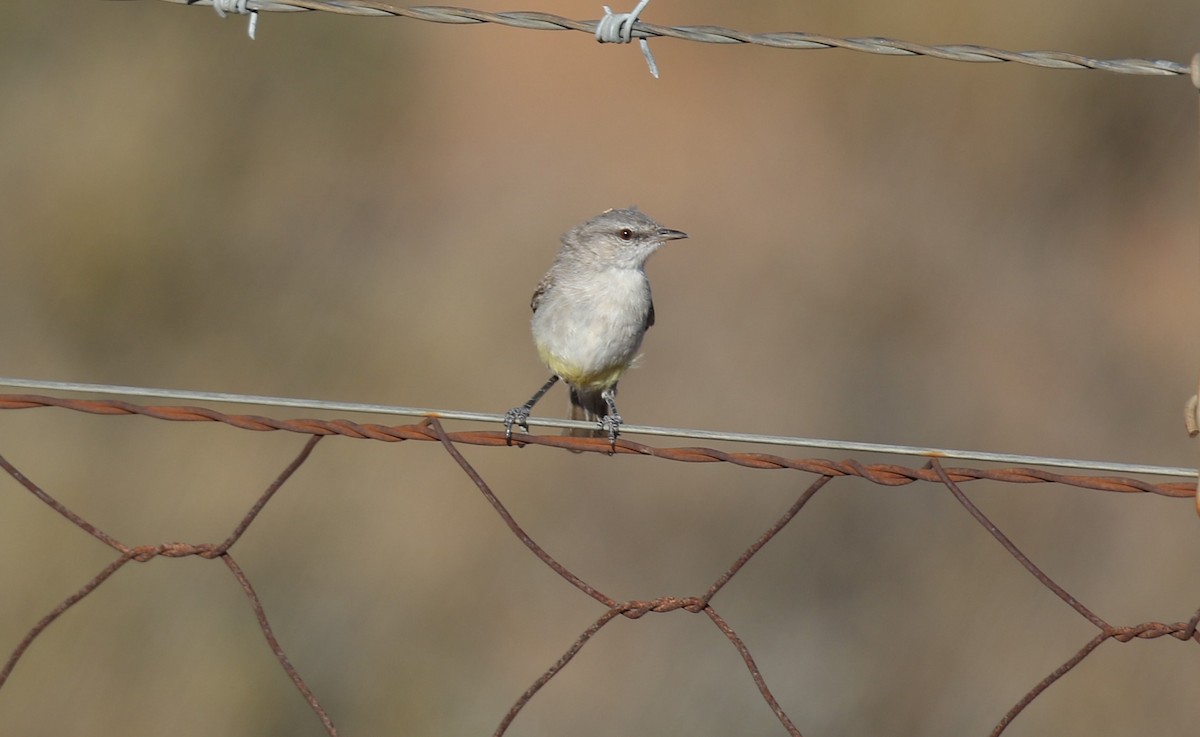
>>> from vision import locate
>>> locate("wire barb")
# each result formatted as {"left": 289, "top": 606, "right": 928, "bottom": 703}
{"left": 152, "top": 1, "right": 1191, "bottom": 76}
{"left": 595, "top": 0, "right": 659, "bottom": 77}
{"left": 1185, "top": 393, "right": 1200, "bottom": 515}
{"left": 205, "top": 0, "right": 259, "bottom": 39}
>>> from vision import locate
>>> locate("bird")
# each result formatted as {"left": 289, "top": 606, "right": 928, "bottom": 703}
{"left": 504, "top": 207, "right": 687, "bottom": 449}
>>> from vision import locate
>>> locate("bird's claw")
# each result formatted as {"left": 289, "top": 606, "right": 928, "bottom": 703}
{"left": 599, "top": 412, "right": 623, "bottom": 452}
{"left": 503, "top": 406, "right": 531, "bottom": 445}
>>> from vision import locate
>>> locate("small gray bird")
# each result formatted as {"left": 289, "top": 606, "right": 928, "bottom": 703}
{"left": 504, "top": 207, "right": 688, "bottom": 448}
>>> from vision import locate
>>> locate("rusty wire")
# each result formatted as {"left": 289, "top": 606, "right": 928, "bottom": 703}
{"left": 0, "top": 393, "right": 1193, "bottom": 497}
{"left": 2, "top": 376, "right": 1190, "bottom": 477}
{"left": 929, "top": 459, "right": 1200, "bottom": 737}
{"left": 9, "top": 4, "right": 1190, "bottom": 734}
{"left": 144, "top": 0, "right": 1193, "bottom": 76}
{"left": 0, "top": 435, "right": 337, "bottom": 733}
{"left": 1, "top": 396, "right": 1198, "bottom": 735}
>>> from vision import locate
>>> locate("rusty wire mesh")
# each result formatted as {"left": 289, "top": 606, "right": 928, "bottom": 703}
{"left": 3, "top": 0, "right": 1198, "bottom": 734}
{"left": 1, "top": 394, "right": 1195, "bottom": 737}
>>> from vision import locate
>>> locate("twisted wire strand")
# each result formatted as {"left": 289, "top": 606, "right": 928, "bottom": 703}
{"left": 3, "top": 399, "right": 1197, "bottom": 736}
{"left": 0, "top": 392, "right": 1192, "bottom": 497}
{"left": 12, "top": 6, "right": 1196, "bottom": 734}
{"left": 0, "top": 378, "right": 1192, "bottom": 479}
{"left": 152, "top": 1, "right": 1191, "bottom": 76}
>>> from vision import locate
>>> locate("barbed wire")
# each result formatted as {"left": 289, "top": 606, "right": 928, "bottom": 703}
{"left": 147, "top": 1, "right": 1194, "bottom": 77}
{"left": 13, "top": 4, "right": 1200, "bottom": 733}
{"left": 0, "top": 377, "right": 1192, "bottom": 480}
{"left": 2, "top": 406, "right": 1197, "bottom": 736}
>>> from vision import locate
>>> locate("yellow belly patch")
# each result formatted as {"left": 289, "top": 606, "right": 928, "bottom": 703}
{"left": 538, "top": 344, "right": 630, "bottom": 390}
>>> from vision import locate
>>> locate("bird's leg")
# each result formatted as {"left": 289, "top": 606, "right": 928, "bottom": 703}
{"left": 504, "top": 375, "right": 560, "bottom": 444}
{"left": 599, "top": 386, "right": 623, "bottom": 451}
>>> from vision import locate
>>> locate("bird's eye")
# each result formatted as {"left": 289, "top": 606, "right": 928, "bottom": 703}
{"left": 618, "top": 228, "right": 634, "bottom": 241}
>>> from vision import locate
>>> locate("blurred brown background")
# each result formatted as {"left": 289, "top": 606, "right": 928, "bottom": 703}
{"left": 2, "top": 1, "right": 1200, "bottom": 735}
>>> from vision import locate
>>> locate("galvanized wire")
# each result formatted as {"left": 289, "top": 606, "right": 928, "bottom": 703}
{"left": 0, "top": 392, "right": 1192, "bottom": 497}
{"left": 0, "top": 377, "right": 1192, "bottom": 480}
{"left": 13, "top": 7, "right": 1200, "bottom": 733}
{"left": 2, "top": 412, "right": 1197, "bottom": 737}
{"left": 147, "top": 1, "right": 1191, "bottom": 76}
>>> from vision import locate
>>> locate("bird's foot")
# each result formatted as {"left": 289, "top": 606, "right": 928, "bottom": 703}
{"left": 599, "top": 412, "right": 623, "bottom": 453}
{"left": 503, "top": 406, "right": 531, "bottom": 445}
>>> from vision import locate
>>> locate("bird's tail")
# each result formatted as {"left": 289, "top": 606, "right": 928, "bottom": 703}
{"left": 566, "top": 385, "right": 613, "bottom": 438}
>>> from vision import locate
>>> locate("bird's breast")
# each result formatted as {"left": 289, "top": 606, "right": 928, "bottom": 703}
{"left": 531, "top": 268, "right": 652, "bottom": 388}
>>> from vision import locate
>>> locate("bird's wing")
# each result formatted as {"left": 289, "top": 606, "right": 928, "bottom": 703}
{"left": 530, "top": 273, "right": 553, "bottom": 313}
{"left": 645, "top": 299, "right": 655, "bottom": 330}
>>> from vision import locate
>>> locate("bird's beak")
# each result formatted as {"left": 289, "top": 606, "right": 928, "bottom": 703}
{"left": 657, "top": 228, "right": 688, "bottom": 241}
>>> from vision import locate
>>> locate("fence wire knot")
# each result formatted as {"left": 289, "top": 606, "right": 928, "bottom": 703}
{"left": 595, "top": 0, "right": 660, "bottom": 78}
{"left": 2, "top": 399, "right": 1198, "bottom": 737}
{"left": 130, "top": 542, "right": 220, "bottom": 561}
{"left": 618, "top": 596, "right": 707, "bottom": 618}
{"left": 210, "top": 0, "right": 259, "bottom": 39}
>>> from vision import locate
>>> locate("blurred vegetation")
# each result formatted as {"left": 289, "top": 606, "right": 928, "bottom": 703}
{"left": 2, "top": 2, "right": 1199, "bottom": 736}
